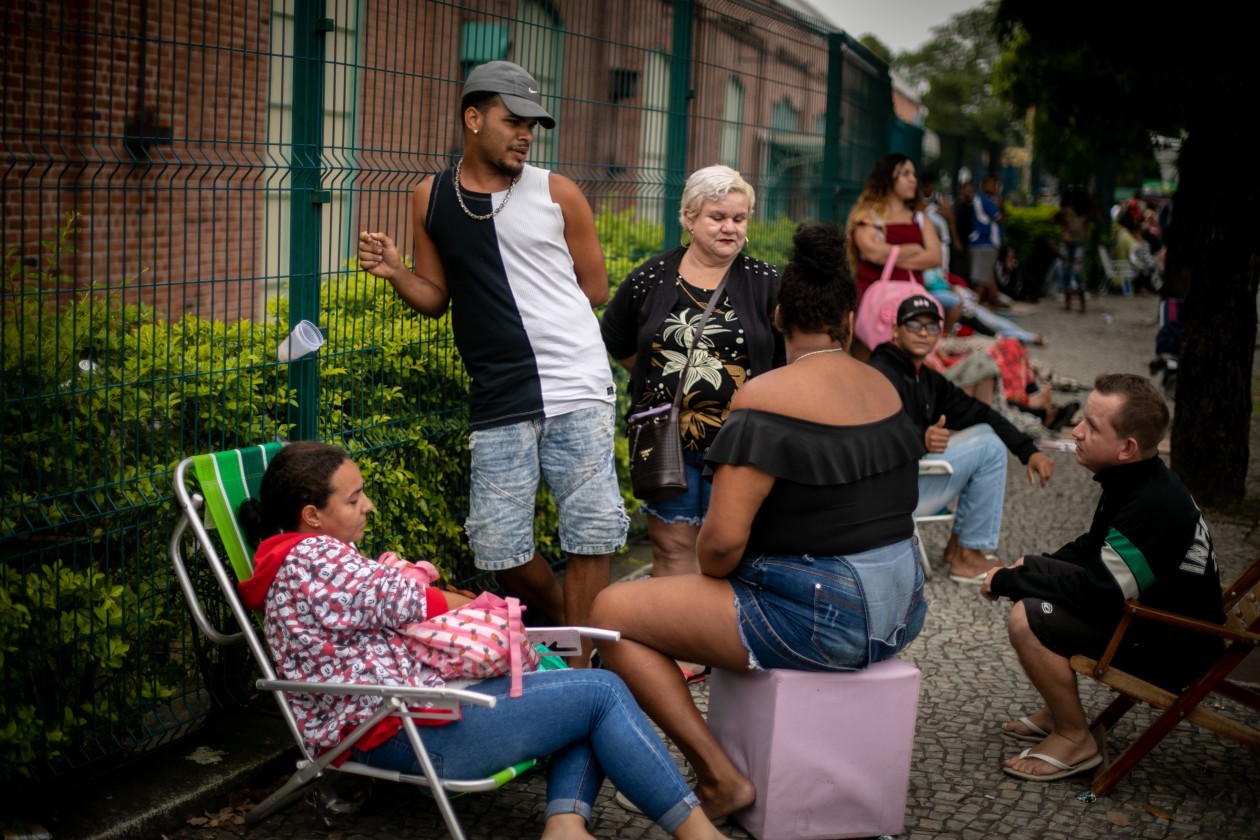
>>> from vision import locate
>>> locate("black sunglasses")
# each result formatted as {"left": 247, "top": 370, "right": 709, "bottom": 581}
{"left": 900, "top": 320, "right": 942, "bottom": 335}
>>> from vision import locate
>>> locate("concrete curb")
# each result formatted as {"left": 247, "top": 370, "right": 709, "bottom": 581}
{"left": 33, "top": 708, "right": 294, "bottom": 840}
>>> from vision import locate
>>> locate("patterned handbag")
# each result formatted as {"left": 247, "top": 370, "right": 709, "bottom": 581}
{"left": 627, "top": 268, "right": 731, "bottom": 502}
{"left": 401, "top": 592, "right": 541, "bottom": 698}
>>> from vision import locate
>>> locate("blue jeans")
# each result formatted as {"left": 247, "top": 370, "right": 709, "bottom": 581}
{"left": 640, "top": 450, "right": 711, "bottom": 525}
{"left": 355, "top": 669, "right": 698, "bottom": 832}
{"left": 466, "top": 404, "right": 629, "bottom": 570}
{"left": 728, "top": 538, "right": 927, "bottom": 671}
{"left": 916, "top": 425, "right": 1007, "bottom": 551}
{"left": 928, "top": 288, "right": 1040, "bottom": 344}
{"left": 1059, "top": 242, "right": 1085, "bottom": 292}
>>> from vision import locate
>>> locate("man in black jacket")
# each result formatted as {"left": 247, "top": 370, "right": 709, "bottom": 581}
{"left": 867, "top": 296, "right": 1054, "bottom": 583}
{"left": 983, "top": 374, "right": 1222, "bottom": 782}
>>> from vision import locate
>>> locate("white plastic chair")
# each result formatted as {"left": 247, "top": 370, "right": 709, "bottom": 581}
{"left": 913, "top": 459, "right": 957, "bottom": 580}
{"left": 1097, "top": 245, "right": 1134, "bottom": 296}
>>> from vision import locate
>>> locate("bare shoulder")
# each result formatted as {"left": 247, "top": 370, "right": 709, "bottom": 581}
{"left": 851, "top": 362, "right": 904, "bottom": 414}
{"left": 731, "top": 366, "right": 794, "bottom": 412}
{"left": 411, "top": 173, "right": 434, "bottom": 199}
{"left": 736, "top": 358, "right": 902, "bottom": 422}
{"left": 410, "top": 175, "right": 435, "bottom": 221}
{"left": 547, "top": 171, "right": 590, "bottom": 207}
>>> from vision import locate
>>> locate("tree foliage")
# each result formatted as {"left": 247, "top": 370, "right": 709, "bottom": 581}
{"left": 894, "top": 1, "right": 1015, "bottom": 144}
{"left": 857, "top": 34, "right": 891, "bottom": 66}
{"left": 993, "top": 4, "right": 1259, "bottom": 508}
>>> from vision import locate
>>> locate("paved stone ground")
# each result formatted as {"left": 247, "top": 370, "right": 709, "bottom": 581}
{"left": 164, "top": 294, "right": 1260, "bottom": 840}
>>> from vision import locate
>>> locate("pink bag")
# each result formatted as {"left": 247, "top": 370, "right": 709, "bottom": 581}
{"left": 401, "top": 591, "right": 541, "bottom": 698}
{"left": 854, "top": 246, "right": 941, "bottom": 351}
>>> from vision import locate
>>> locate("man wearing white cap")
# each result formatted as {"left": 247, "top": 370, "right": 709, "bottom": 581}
{"left": 867, "top": 295, "right": 1054, "bottom": 583}
{"left": 358, "top": 62, "right": 625, "bottom": 664}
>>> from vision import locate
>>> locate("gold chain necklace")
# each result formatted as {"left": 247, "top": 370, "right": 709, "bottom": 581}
{"left": 676, "top": 274, "right": 722, "bottom": 309}
{"left": 454, "top": 160, "right": 518, "bottom": 221}
{"left": 792, "top": 347, "right": 845, "bottom": 364}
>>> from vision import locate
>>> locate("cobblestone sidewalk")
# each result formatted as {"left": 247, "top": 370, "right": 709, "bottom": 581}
{"left": 163, "top": 294, "right": 1260, "bottom": 840}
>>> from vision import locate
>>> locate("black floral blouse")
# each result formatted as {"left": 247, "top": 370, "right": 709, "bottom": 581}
{"left": 632, "top": 276, "right": 750, "bottom": 452}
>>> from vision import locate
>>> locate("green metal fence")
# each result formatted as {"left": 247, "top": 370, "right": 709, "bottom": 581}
{"left": 0, "top": 0, "right": 897, "bottom": 789}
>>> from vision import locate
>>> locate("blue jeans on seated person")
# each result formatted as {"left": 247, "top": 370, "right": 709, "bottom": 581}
{"left": 727, "top": 537, "right": 926, "bottom": 671}
{"left": 928, "top": 287, "right": 1040, "bottom": 344}
{"left": 640, "top": 450, "right": 711, "bottom": 525}
{"left": 916, "top": 424, "right": 1007, "bottom": 551}
{"left": 354, "top": 669, "right": 698, "bottom": 832}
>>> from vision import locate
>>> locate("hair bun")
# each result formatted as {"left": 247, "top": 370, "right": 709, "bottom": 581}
{"left": 788, "top": 223, "right": 844, "bottom": 285}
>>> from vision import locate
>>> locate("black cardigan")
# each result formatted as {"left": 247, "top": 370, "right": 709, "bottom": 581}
{"left": 600, "top": 247, "right": 784, "bottom": 406}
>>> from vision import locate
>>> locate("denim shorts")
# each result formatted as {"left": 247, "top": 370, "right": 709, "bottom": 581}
{"left": 727, "top": 538, "right": 927, "bottom": 671}
{"left": 640, "top": 450, "right": 711, "bottom": 526}
{"left": 465, "top": 404, "right": 628, "bottom": 570}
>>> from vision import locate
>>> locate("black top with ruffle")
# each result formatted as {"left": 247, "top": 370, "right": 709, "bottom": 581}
{"left": 705, "top": 408, "right": 924, "bottom": 556}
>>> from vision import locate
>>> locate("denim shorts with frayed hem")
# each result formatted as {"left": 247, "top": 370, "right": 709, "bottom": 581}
{"left": 728, "top": 538, "right": 927, "bottom": 671}
{"left": 465, "top": 404, "right": 628, "bottom": 571}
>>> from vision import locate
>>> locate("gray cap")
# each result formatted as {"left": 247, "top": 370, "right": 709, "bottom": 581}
{"left": 462, "top": 61, "right": 555, "bottom": 129}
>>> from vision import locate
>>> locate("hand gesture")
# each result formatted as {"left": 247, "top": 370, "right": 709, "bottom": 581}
{"left": 980, "top": 566, "right": 1001, "bottom": 602}
{"left": 1026, "top": 452, "right": 1054, "bottom": 487}
{"left": 358, "top": 231, "right": 403, "bottom": 280}
{"left": 924, "top": 415, "right": 950, "bottom": 454}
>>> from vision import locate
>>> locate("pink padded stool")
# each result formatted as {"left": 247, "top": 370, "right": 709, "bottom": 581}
{"left": 706, "top": 658, "right": 921, "bottom": 840}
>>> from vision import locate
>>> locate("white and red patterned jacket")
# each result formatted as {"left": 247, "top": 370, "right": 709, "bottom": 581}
{"left": 239, "top": 533, "right": 450, "bottom": 755}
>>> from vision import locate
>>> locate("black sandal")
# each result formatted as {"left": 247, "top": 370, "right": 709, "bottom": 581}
{"left": 1047, "top": 401, "right": 1080, "bottom": 432}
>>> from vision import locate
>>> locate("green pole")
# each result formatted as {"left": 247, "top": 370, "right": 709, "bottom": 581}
{"left": 287, "top": 3, "right": 330, "bottom": 440}
{"left": 820, "top": 33, "right": 844, "bottom": 223}
{"left": 663, "top": 0, "right": 694, "bottom": 249}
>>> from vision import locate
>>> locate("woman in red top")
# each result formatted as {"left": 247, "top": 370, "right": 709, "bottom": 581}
{"left": 844, "top": 153, "right": 945, "bottom": 358}
{"left": 846, "top": 154, "right": 943, "bottom": 296}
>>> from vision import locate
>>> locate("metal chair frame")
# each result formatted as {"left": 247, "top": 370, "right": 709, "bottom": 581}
{"left": 169, "top": 446, "right": 617, "bottom": 839}
{"left": 913, "top": 459, "right": 957, "bottom": 580}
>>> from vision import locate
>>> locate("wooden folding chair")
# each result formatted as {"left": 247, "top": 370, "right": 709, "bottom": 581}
{"left": 168, "top": 443, "right": 617, "bottom": 839}
{"left": 1069, "top": 554, "right": 1260, "bottom": 795}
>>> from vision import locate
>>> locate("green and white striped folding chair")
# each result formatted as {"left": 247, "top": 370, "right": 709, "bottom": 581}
{"left": 169, "top": 443, "right": 615, "bottom": 839}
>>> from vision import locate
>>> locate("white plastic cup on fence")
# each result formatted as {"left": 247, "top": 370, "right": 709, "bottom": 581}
{"left": 277, "top": 320, "right": 325, "bottom": 362}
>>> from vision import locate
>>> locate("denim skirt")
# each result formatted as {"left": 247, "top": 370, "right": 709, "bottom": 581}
{"left": 727, "top": 537, "right": 926, "bottom": 671}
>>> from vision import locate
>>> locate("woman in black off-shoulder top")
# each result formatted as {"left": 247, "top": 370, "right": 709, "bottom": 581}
{"left": 592, "top": 223, "right": 928, "bottom": 821}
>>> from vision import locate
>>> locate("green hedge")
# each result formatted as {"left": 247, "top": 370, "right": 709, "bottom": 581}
{"left": 1004, "top": 204, "right": 1059, "bottom": 271}
{"left": 0, "top": 208, "right": 797, "bottom": 784}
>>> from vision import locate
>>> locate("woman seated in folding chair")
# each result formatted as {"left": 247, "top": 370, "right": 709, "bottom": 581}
{"left": 592, "top": 224, "right": 929, "bottom": 820}
{"left": 237, "top": 441, "right": 725, "bottom": 840}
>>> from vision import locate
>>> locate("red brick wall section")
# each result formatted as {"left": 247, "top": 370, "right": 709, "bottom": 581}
{"left": 4, "top": 0, "right": 850, "bottom": 318}
{"left": 2, "top": 0, "right": 270, "bottom": 323}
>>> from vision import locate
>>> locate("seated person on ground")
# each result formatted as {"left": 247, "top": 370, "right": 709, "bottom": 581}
{"left": 591, "top": 223, "right": 927, "bottom": 822}
{"left": 866, "top": 296, "right": 1055, "bottom": 583}
{"left": 236, "top": 441, "right": 725, "bottom": 840}
{"left": 982, "top": 374, "right": 1224, "bottom": 782}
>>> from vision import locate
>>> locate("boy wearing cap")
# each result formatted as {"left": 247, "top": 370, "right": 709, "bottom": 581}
{"left": 357, "top": 62, "right": 625, "bottom": 663}
{"left": 867, "top": 295, "right": 1054, "bottom": 583}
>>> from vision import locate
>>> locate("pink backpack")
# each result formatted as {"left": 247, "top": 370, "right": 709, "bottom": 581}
{"left": 401, "top": 591, "right": 541, "bottom": 698}
{"left": 854, "top": 246, "right": 942, "bottom": 351}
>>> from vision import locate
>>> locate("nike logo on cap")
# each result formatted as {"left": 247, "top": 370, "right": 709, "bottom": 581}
{"left": 528, "top": 88, "right": 538, "bottom": 94}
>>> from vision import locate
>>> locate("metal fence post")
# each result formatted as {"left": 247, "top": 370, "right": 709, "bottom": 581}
{"left": 663, "top": 0, "right": 694, "bottom": 249}
{"left": 820, "top": 32, "right": 844, "bottom": 223}
{"left": 288, "top": 2, "right": 330, "bottom": 441}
